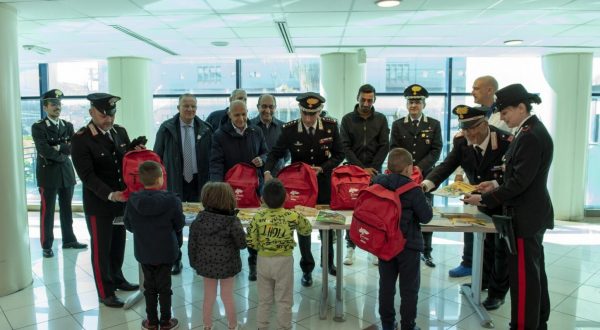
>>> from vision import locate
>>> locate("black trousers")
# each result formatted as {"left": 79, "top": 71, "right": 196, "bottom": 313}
{"left": 461, "top": 232, "right": 508, "bottom": 292}
{"left": 297, "top": 232, "right": 315, "bottom": 273}
{"left": 508, "top": 229, "right": 550, "bottom": 330}
{"left": 85, "top": 215, "right": 127, "bottom": 299}
{"left": 345, "top": 230, "right": 356, "bottom": 248}
{"left": 39, "top": 186, "right": 77, "bottom": 249}
{"left": 422, "top": 192, "right": 433, "bottom": 255}
{"left": 378, "top": 248, "right": 420, "bottom": 330}
{"left": 141, "top": 264, "right": 173, "bottom": 324}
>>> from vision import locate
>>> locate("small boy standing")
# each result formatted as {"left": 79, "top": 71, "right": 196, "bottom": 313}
{"left": 247, "top": 179, "right": 312, "bottom": 330}
{"left": 124, "top": 161, "right": 184, "bottom": 330}
{"left": 374, "top": 148, "right": 433, "bottom": 330}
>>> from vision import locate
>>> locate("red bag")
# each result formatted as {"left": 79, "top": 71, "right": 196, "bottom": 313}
{"left": 349, "top": 182, "right": 419, "bottom": 261}
{"left": 411, "top": 165, "right": 423, "bottom": 184}
{"left": 330, "top": 165, "right": 371, "bottom": 210}
{"left": 277, "top": 162, "right": 318, "bottom": 209}
{"left": 122, "top": 149, "right": 167, "bottom": 200}
{"left": 225, "top": 163, "right": 260, "bottom": 208}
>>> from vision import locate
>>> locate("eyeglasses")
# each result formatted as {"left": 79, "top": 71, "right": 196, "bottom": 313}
{"left": 301, "top": 111, "right": 318, "bottom": 116}
{"left": 259, "top": 104, "right": 275, "bottom": 110}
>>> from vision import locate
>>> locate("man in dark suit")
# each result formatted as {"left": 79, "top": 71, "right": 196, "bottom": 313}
{"left": 205, "top": 89, "right": 247, "bottom": 130}
{"left": 390, "top": 84, "right": 443, "bottom": 267}
{"left": 154, "top": 93, "right": 212, "bottom": 275}
{"left": 32, "top": 89, "right": 87, "bottom": 258}
{"left": 464, "top": 84, "right": 553, "bottom": 330}
{"left": 71, "top": 93, "right": 142, "bottom": 308}
{"left": 264, "top": 92, "right": 344, "bottom": 287}
{"left": 422, "top": 105, "right": 512, "bottom": 310}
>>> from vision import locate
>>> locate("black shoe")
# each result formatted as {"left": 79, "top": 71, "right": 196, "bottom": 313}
{"left": 171, "top": 261, "right": 183, "bottom": 275}
{"left": 482, "top": 296, "right": 505, "bottom": 310}
{"left": 99, "top": 295, "right": 124, "bottom": 308}
{"left": 116, "top": 282, "right": 139, "bottom": 291}
{"left": 301, "top": 272, "right": 313, "bottom": 287}
{"left": 62, "top": 241, "right": 88, "bottom": 249}
{"left": 248, "top": 265, "right": 257, "bottom": 282}
{"left": 42, "top": 249, "right": 54, "bottom": 258}
{"left": 422, "top": 253, "right": 436, "bottom": 268}
{"left": 328, "top": 265, "right": 337, "bottom": 276}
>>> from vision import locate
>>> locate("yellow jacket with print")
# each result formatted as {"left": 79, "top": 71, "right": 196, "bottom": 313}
{"left": 247, "top": 208, "right": 312, "bottom": 257}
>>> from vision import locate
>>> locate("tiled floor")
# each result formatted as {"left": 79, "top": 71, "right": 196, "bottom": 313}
{"left": 1, "top": 213, "right": 600, "bottom": 329}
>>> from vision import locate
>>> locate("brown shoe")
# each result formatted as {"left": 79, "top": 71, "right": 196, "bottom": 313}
{"left": 160, "top": 318, "right": 179, "bottom": 330}
{"left": 141, "top": 319, "right": 158, "bottom": 330}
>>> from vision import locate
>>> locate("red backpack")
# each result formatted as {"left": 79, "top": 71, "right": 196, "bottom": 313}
{"left": 349, "top": 181, "right": 419, "bottom": 261}
{"left": 225, "top": 163, "right": 261, "bottom": 208}
{"left": 122, "top": 149, "right": 167, "bottom": 200}
{"left": 277, "top": 162, "right": 318, "bottom": 209}
{"left": 384, "top": 166, "right": 423, "bottom": 184}
{"left": 330, "top": 165, "right": 371, "bottom": 210}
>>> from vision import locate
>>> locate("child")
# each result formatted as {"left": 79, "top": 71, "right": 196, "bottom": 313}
{"left": 247, "top": 179, "right": 312, "bottom": 330}
{"left": 123, "top": 161, "right": 184, "bottom": 330}
{"left": 373, "top": 148, "right": 433, "bottom": 330}
{"left": 188, "top": 182, "right": 247, "bottom": 330}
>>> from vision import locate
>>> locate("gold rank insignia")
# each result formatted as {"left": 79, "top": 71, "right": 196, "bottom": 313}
{"left": 455, "top": 106, "right": 468, "bottom": 118}
{"left": 306, "top": 98, "right": 319, "bottom": 108}
{"left": 411, "top": 85, "right": 422, "bottom": 95}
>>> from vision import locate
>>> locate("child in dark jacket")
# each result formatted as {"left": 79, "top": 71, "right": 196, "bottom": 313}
{"left": 124, "top": 161, "right": 185, "bottom": 330}
{"left": 373, "top": 148, "right": 433, "bottom": 330}
{"left": 188, "top": 182, "right": 247, "bottom": 330}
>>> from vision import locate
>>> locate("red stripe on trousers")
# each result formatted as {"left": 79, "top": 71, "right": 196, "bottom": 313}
{"left": 517, "top": 238, "right": 526, "bottom": 330}
{"left": 90, "top": 216, "right": 106, "bottom": 298}
{"left": 39, "top": 188, "right": 46, "bottom": 246}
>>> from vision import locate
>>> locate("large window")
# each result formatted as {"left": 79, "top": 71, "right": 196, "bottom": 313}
{"left": 586, "top": 58, "right": 600, "bottom": 209}
{"left": 151, "top": 60, "right": 236, "bottom": 95}
{"left": 241, "top": 58, "right": 320, "bottom": 93}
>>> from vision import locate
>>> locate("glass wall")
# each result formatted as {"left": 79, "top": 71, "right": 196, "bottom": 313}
{"left": 586, "top": 58, "right": 600, "bottom": 208}
{"left": 241, "top": 58, "right": 320, "bottom": 93}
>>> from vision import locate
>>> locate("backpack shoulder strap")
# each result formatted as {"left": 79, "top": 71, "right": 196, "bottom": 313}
{"left": 394, "top": 181, "right": 420, "bottom": 196}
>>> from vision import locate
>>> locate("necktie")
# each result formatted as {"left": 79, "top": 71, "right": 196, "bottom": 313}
{"left": 308, "top": 127, "right": 314, "bottom": 136}
{"left": 474, "top": 146, "right": 483, "bottom": 164}
{"left": 105, "top": 131, "right": 113, "bottom": 142}
{"left": 183, "top": 125, "right": 194, "bottom": 183}
{"left": 412, "top": 120, "right": 419, "bottom": 127}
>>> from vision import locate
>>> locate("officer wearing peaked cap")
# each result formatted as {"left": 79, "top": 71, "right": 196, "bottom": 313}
{"left": 32, "top": 89, "right": 87, "bottom": 259}
{"left": 463, "top": 84, "right": 553, "bottom": 329}
{"left": 71, "top": 92, "right": 144, "bottom": 308}
{"left": 390, "top": 84, "right": 442, "bottom": 268}
{"left": 264, "top": 91, "right": 344, "bottom": 287}
{"left": 422, "top": 104, "right": 512, "bottom": 309}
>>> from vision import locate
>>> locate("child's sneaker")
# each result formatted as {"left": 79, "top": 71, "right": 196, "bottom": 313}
{"left": 160, "top": 318, "right": 179, "bottom": 330}
{"left": 141, "top": 319, "right": 158, "bottom": 330}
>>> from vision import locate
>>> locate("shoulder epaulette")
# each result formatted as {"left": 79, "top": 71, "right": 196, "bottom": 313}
{"left": 283, "top": 119, "right": 299, "bottom": 128}
{"left": 75, "top": 126, "right": 86, "bottom": 135}
{"left": 35, "top": 119, "right": 43, "bottom": 124}
{"left": 521, "top": 125, "right": 531, "bottom": 132}
{"left": 321, "top": 117, "right": 337, "bottom": 124}
{"left": 453, "top": 131, "right": 464, "bottom": 139}
{"left": 500, "top": 133, "right": 514, "bottom": 142}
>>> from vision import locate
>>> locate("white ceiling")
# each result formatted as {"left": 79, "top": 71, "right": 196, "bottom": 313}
{"left": 4, "top": 0, "right": 600, "bottom": 62}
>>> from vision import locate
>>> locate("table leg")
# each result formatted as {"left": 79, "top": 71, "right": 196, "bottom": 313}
{"left": 461, "top": 232, "right": 494, "bottom": 328}
{"left": 319, "top": 230, "right": 329, "bottom": 320}
{"left": 124, "top": 263, "right": 144, "bottom": 309}
{"left": 333, "top": 229, "right": 345, "bottom": 322}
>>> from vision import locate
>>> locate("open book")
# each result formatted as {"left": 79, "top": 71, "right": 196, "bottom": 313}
{"left": 315, "top": 210, "right": 347, "bottom": 225}
{"left": 432, "top": 181, "right": 478, "bottom": 197}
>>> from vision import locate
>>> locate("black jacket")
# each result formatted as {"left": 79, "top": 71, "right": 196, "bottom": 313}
{"left": 71, "top": 122, "right": 130, "bottom": 216}
{"left": 205, "top": 108, "right": 228, "bottom": 130}
{"left": 390, "top": 115, "right": 443, "bottom": 176}
{"left": 124, "top": 190, "right": 185, "bottom": 265}
{"left": 482, "top": 116, "right": 554, "bottom": 237}
{"left": 209, "top": 122, "right": 268, "bottom": 182}
{"left": 340, "top": 105, "right": 390, "bottom": 172}
{"left": 250, "top": 116, "right": 290, "bottom": 174}
{"left": 31, "top": 118, "right": 76, "bottom": 188}
{"left": 153, "top": 114, "right": 212, "bottom": 198}
{"left": 372, "top": 173, "right": 433, "bottom": 252}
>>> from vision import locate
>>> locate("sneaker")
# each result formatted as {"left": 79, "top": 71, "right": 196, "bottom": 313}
{"left": 448, "top": 265, "right": 472, "bottom": 278}
{"left": 141, "top": 319, "right": 158, "bottom": 330}
{"left": 160, "top": 318, "right": 179, "bottom": 330}
{"left": 343, "top": 247, "right": 355, "bottom": 265}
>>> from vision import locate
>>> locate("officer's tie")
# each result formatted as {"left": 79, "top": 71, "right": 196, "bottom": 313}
{"left": 105, "top": 131, "right": 113, "bottom": 143}
{"left": 474, "top": 145, "right": 483, "bottom": 165}
{"left": 412, "top": 119, "right": 419, "bottom": 127}
{"left": 183, "top": 125, "right": 194, "bottom": 183}
{"left": 308, "top": 127, "right": 315, "bottom": 136}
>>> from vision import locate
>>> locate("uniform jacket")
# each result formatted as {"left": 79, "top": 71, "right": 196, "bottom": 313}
{"left": 209, "top": 122, "right": 268, "bottom": 182}
{"left": 340, "top": 105, "right": 390, "bottom": 172}
{"left": 482, "top": 115, "right": 554, "bottom": 237}
{"left": 247, "top": 208, "right": 312, "bottom": 257}
{"left": 153, "top": 114, "right": 212, "bottom": 197}
{"left": 390, "top": 115, "right": 443, "bottom": 176}
{"left": 250, "top": 116, "right": 290, "bottom": 174}
{"left": 265, "top": 117, "right": 345, "bottom": 203}
{"left": 372, "top": 173, "right": 433, "bottom": 252}
{"left": 124, "top": 189, "right": 185, "bottom": 265}
{"left": 31, "top": 118, "right": 76, "bottom": 188}
{"left": 71, "top": 122, "right": 130, "bottom": 216}
{"left": 188, "top": 209, "right": 247, "bottom": 279}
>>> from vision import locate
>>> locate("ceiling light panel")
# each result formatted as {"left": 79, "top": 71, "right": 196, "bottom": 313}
{"left": 281, "top": 0, "right": 353, "bottom": 12}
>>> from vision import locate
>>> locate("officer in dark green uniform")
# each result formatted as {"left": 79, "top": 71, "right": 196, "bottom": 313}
{"left": 32, "top": 89, "right": 87, "bottom": 258}
{"left": 264, "top": 92, "right": 344, "bottom": 287}
{"left": 390, "top": 84, "right": 443, "bottom": 267}
{"left": 71, "top": 93, "right": 143, "bottom": 308}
